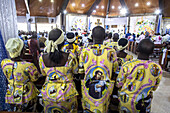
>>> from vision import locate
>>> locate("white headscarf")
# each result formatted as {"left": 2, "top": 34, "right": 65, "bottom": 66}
{"left": 46, "top": 29, "right": 64, "bottom": 53}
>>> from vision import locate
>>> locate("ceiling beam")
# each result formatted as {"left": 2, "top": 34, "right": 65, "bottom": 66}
{"left": 119, "top": 0, "right": 130, "bottom": 15}
{"left": 106, "top": 0, "right": 111, "bottom": 16}
{"left": 24, "top": 0, "right": 30, "bottom": 15}
{"left": 60, "top": 0, "right": 69, "bottom": 13}
{"left": 159, "top": 0, "right": 164, "bottom": 13}
{"left": 86, "top": 0, "right": 102, "bottom": 16}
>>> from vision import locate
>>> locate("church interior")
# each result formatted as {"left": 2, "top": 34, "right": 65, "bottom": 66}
{"left": 0, "top": 0, "right": 170, "bottom": 112}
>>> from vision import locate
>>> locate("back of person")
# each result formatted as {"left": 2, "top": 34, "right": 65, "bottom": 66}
{"left": 61, "top": 32, "right": 79, "bottom": 56}
{"left": 39, "top": 28, "right": 79, "bottom": 113}
{"left": 1, "top": 38, "right": 40, "bottom": 112}
{"left": 117, "top": 59, "right": 162, "bottom": 112}
{"left": 79, "top": 26, "right": 118, "bottom": 113}
{"left": 117, "top": 39, "right": 162, "bottom": 113}
{"left": 106, "top": 33, "right": 119, "bottom": 51}
{"left": 39, "top": 34, "right": 46, "bottom": 45}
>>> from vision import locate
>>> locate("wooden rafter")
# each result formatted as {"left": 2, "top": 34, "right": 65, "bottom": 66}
{"left": 86, "top": 0, "right": 102, "bottom": 16}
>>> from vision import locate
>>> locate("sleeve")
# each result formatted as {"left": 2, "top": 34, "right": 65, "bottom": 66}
{"left": 39, "top": 56, "right": 47, "bottom": 76}
{"left": 78, "top": 49, "right": 86, "bottom": 74}
{"left": 152, "top": 66, "right": 163, "bottom": 91}
{"left": 71, "top": 55, "right": 79, "bottom": 74}
{"left": 27, "top": 63, "right": 40, "bottom": 82}
{"left": 116, "top": 65, "right": 128, "bottom": 88}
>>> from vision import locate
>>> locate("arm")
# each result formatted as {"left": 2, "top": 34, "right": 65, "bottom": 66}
{"left": 116, "top": 65, "right": 127, "bottom": 89}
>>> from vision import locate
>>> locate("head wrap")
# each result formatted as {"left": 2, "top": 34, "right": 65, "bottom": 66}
{"left": 46, "top": 29, "right": 64, "bottom": 53}
{"left": 5, "top": 38, "right": 24, "bottom": 58}
{"left": 117, "top": 38, "right": 129, "bottom": 51}
{"left": 66, "top": 32, "right": 75, "bottom": 43}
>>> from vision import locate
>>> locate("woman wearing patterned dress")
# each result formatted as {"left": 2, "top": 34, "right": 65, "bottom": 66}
{"left": 116, "top": 38, "right": 133, "bottom": 74}
{"left": 39, "top": 28, "right": 79, "bottom": 113}
{"left": 79, "top": 26, "right": 118, "bottom": 113}
{"left": 1, "top": 38, "right": 40, "bottom": 112}
{"left": 116, "top": 39, "right": 162, "bottom": 113}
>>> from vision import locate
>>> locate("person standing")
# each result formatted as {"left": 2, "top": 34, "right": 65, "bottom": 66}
{"left": 39, "top": 28, "right": 79, "bottom": 113}
{"left": 79, "top": 26, "right": 118, "bottom": 113}
{"left": 116, "top": 39, "right": 162, "bottom": 113}
{"left": 1, "top": 38, "right": 40, "bottom": 112}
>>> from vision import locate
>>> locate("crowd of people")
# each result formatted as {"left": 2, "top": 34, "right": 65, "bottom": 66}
{"left": 1, "top": 26, "right": 166, "bottom": 113}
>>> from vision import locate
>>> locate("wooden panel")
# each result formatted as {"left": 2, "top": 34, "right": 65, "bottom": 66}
{"left": 91, "top": 0, "right": 108, "bottom": 16}
{"left": 29, "top": 0, "right": 64, "bottom": 17}
{"left": 66, "top": 0, "right": 95, "bottom": 14}
{"left": 163, "top": 0, "right": 170, "bottom": 17}
{"left": 108, "top": 0, "right": 122, "bottom": 17}
{"left": 125, "top": 0, "right": 159, "bottom": 14}
{"left": 15, "top": 0, "right": 27, "bottom": 16}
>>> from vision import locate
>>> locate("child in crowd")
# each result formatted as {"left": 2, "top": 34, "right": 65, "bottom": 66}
{"left": 116, "top": 39, "right": 162, "bottom": 113}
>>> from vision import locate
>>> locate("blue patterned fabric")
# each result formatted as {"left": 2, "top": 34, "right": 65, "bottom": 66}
{"left": 0, "top": 30, "right": 11, "bottom": 111}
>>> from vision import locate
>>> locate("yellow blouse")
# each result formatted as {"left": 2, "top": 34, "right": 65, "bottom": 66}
{"left": 39, "top": 52, "right": 79, "bottom": 102}
{"left": 1, "top": 59, "right": 40, "bottom": 104}
{"left": 116, "top": 59, "right": 162, "bottom": 113}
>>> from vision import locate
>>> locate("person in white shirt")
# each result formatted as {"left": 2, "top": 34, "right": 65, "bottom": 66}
{"left": 162, "top": 33, "right": 170, "bottom": 43}
{"left": 136, "top": 32, "right": 145, "bottom": 43}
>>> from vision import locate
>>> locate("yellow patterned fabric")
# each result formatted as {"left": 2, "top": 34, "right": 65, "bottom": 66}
{"left": 61, "top": 43, "right": 79, "bottom": 55}
{"left": 103, "top": 39, "right": 113, "bottom": 46}
{"left": 106, "top": 42, "right": 118, "bottom": 51}
{"left": 79, "top": 44, "right": 118, "bottom": 113}
{"left": 116, "top": 59, "right": 162, "bottom": 113}
{"left": 39, "top": 52, "right": 79, "bottom": 113}
{"left": 1, "top": 59, "right": 40, "bottom": 104}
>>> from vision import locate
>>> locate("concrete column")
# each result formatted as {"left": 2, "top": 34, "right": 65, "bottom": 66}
{"left": 0, "top": 0, "right": 18, "bottom": 44}
{"left": 26, "top": 13, "right": 31, "bottom": 32}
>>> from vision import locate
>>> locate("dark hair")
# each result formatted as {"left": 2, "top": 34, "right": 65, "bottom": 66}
{"left": 95, "top": 70, "right": 103, "bottom": 75}
{"left": 66, "top": 32, "right": 75, "bottom": 44}
{"left": 118, "top": 38, "right": 128, "bottom": 48}
{"left": 92, "top": 26, "right": 105, "bottom": 42}
{"left": 42, "top": 33, "right": 44, "bottom": 37}
{"left": 108, "top": 33, "right": 112, "bottom": 39}
{"left": 75, "top": 32, "right": 78, "bottom": 36}
{"left": 113, "top": 33, "right": 119, "bottom": 42}
{"left": 138, "top": 39, "right": 154, "bottom": 55}
{"left": 25, "top": 36, "right": 28, "bottom": 40}
{"left": 48, "top": 28, "right": 64, "bottom": 64}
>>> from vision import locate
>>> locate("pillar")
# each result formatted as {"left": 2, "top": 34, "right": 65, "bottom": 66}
{"left": 0, "top": 0, "right": 18, "bottom": 44}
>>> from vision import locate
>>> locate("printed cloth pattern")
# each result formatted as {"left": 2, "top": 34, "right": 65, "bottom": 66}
{"left": 106, "top": 42, "right": 118, "bottom": 51}
{"left": 79, "top": 44, "right": 118, "bottom": 113}
{"left": 116, "top": 59, "right": 162, "bottom": 113}
{"left": 39, "top": 52, "right": 79, "bottom": 113}
{"left": 1, "top": 59, "right": 40, "bottom": 104}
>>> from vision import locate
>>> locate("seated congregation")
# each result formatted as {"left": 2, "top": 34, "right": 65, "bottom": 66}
{"left": 1, "top": 26, "right": 163, "bottom": 113}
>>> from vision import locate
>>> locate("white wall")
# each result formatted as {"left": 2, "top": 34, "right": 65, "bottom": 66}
{"left": 105, "top": 17, "right": 128, "bottom": 25}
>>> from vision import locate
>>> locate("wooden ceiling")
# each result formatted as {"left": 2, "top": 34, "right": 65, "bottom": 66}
{"left": 15, "top": 0, "right": 170, "bottom": 17}
{"left": 66, "top": 0, "right": 95, "bottom": 14}
{"left": 15, "top": 0, "right": 64, "bottom": 17}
